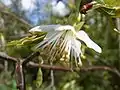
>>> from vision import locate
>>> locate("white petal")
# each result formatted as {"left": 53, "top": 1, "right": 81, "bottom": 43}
{"left": 64, "top": 32, "right": 82, "bottom": 65}
{"left": 29, "top": 25, "right": 63, "bottom": 38}
{"left": 77, "top": 30, "right": 102, "bottom": 53}
{"left": 71, "top": 39, "right": 82, "bottom": 66}
{"left": 55, "top": 25, "right": 75, "bottom": 31}
{"left": 32, "top": 25, "right": 75, "bottom": 50}
{"left": 72, "top": 40, "right": 81, "bottom": 55}
{"left": 29, "top": 25, "right": 62, "bottom": 32}
{"left": 29, "top": 25, "right": 75, "bottom": 33}
{"left": 34, "top": 31, "right": 63, "bottom": 49}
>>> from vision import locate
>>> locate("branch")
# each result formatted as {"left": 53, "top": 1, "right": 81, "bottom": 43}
{"left": 0, "top": 52, "right": 17, "bottom": 62}
{"left": 22, "top": 52, "right": 40, "bottom": 66}
{"left": 15, "top": 61, "right": 25, "bottom": 90}
{"left": 27, "top": 62, "right": 120, "bottom": 78}
{"left": 1, "top": 51, "right": 120, "bottom": 78}
{"left": 1, "top": 10, "right": 32, "bottom": 28}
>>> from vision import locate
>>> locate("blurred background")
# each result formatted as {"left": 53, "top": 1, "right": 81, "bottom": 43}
{"left": 0, "top": 0, "right": 120, "bottom": 90}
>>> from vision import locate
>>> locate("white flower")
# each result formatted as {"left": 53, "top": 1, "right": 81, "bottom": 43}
{"left": 29, "top": 25, "right": 102, "bottom": 66}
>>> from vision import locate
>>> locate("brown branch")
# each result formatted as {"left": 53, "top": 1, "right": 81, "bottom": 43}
{"left": 0, "top": 52, "right": 25, "bottom": 90}
{"left": 0, "top": 52, "right": 17, "bottom": 62}
{"left": 15, "top": 60, "right": 25, "bottom": 90}
{"left": 1, "top": 51, "right": 120, "bottom": 88}
{"left": 27, "top": 62, "right": 120, "bottom": 77}
{"left": 1, "top": 51, "right": 120, "bottom": 78}
{"left": 22, "top": 52, "right": 40, "bottom": 66}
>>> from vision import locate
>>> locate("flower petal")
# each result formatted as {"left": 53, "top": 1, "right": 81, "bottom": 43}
{"left": 34, "top": 31, "right": 63, "bottom": 49}
{"left": 64, "top": 32, "right": 82, "bottom": 66}
{"left": 29, "top": 25, "right": 61, "bottom": 32}
{"left": 29, "top": 25, "right": 75, "bottom": 38}
{"left": 29, "top": 25, "right": 75, "bottom": 33}
{"left": 55, "top": 25, "right": 75, "bottom": 31}
{"left": 77, "top": 30, "right": 102, "bottom": 53}
{"left": 71, "top": 40, "right": 82, "bottom": 66}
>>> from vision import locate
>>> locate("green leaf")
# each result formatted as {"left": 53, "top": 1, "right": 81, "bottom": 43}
{"left": 75, "top": 0, "right": 82, "bottom": 12}
{"left": 103, "top": 0, "right": 120, "bottom": 7}
{"left": 95, "top": 0, "right": 120, "bottom": 6}
{"left": 95, "top": 0, "right": 105, "bottom": 4}
{"left": 26, "top": 84, "right": 32, "bottom": 90}
{"left": 35, "top": 68, "right": 43, "bottom": 88}
{"left": 93, "top": 3, "right": 120, "bottom": 17}
{"left": 74, "top": 21, "right": 84, "bottom": 31}
{"left": 0, "top": 33, "right": 5, "bottom": 46}
{"left": 7, "top": 33, "right": 45, "bottom": 47}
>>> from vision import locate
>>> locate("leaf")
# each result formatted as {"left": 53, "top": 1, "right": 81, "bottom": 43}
{"left": 95, "top": 0, "right": 105, "bottom": 4}
{"left": 93, "top": 2, "right": 120, "bottom": 18}
{"left": 0, "top": 33, "right": 6, "bottom": 47}
{"left": 95, "top": 0, "right": 120, "bottom": 6}
{"left": 75, "top": 0, "right": 82, "bottom": 12}
{"left": 74, "top": 21, "right": 84, "bottom": 31}
{"left": 35, "top": 68, "right": 43, "bottom": 88}
{"left": 103, "top": 0, "right": 120, "bottom": 7}
{"left": 7, "top": 33, "right": 45, "bottom": 47}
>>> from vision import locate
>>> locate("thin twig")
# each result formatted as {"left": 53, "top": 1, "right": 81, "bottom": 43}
{"left": 0, "top": 52, "right": 17, "bottom": 62}
{"left": 1, "top": 10, "right": 32, "bottom": 28}
{"left": 27, "top": 62, "right": 120, "bottom": 77}
{"left": 0, "top": 52, "right": 120, "bottom": 78}
{"left": 1, "top": 52, "right": 120, "bottom": 87}
{"left": 22, "top": 52, "right": 40, "bottom": 66}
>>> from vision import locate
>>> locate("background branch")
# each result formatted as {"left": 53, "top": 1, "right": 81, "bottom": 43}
{"left": 27, "top": 62, "right": 120, "bottom": 78}
{"left": 0, "top": 52, "right": 17, "bottom": 62}
{"left": 0, "top": 51, "right": 120, "bottom": 78}
{"left": 1, "top": 10, "right": 32, "bottom": 28}
{"left": 0, "top": 2, "right": 32, "bottom": 28}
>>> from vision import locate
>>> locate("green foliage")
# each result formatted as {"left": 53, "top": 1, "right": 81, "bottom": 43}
{"left": 95, "top": 0, "right": 120, "bottom": 6}
{"left": 103, "top": 0, "right": 120, "bottom": 6}
{"left": 7, "top": 33, "right": 45, "bottom": 47}
{"left": 0, "top": 71, "right": 17, "bottom": 90}
{"left": 34, "top": 68, "right": 43, "bottom": 88}
{"left": 94, "top": 0, "right": 120, "bottom": 17}
{"left": 0, "top": 0, "right": 120, "bottom": 90}
{"left": 6, "top": 32, "right": 45, "bottom": 57}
